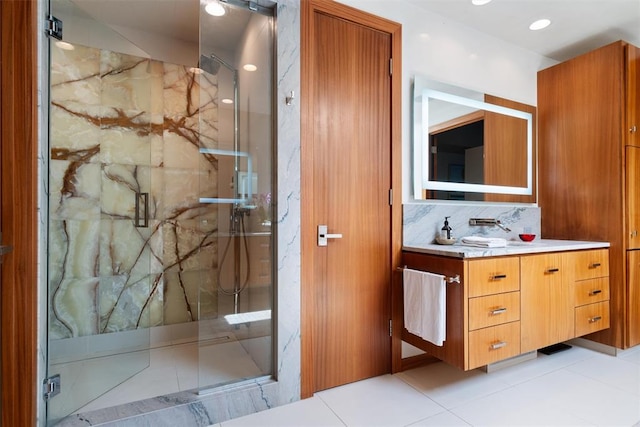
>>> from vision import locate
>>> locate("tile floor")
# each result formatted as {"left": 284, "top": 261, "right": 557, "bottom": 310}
{"left": 218, "top": 345, "right": 640, "bottom": 427}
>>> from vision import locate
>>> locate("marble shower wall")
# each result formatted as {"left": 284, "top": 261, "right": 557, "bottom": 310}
{"left": 49, "top": 43, "right": 223, "bottom": 339}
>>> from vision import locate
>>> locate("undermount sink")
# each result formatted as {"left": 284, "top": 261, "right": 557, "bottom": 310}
{"left": 506, "top": 241, "right": 540, "bottom": 247}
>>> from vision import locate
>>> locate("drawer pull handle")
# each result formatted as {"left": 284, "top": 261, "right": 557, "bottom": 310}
{"left": 491, "top": 341, "right": 507, "bottom": 350}
{"left": 588, "top": 316, "right": 602, "bottom": 323}
{"left": 589, "top": 289, "right": 602, "bottom": 296}
{"left": 589, "top": 262, "right": 602, "bottom": 269}
{"left": 546, "top": 267, "right": 560, "bottom": 274}
{"left": 492, "top": 274, "right": 507, "bottom": 280}
{"left": 490, "top": 308, "right": 507, "bottom": 315}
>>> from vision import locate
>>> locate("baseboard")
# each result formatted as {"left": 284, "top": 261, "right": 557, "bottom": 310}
{"left": 566, "top": 337, "right": 619, "bottom": 356}
{"left": 482, "top": 351, "right": 537, "bottom": 373}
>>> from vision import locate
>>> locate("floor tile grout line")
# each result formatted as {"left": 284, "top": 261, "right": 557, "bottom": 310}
{"left": 561, "top": 358, "right": 640, "bottom": 397}
{"left": 314, "top": 394, "right": 349, "bottom": 426}
{"left": 402, "top": 409, "right": 473, "bottom": 427}
{"left": 392, "top": 371, "right": 455, "bottom": 414}
{"left": 394, "top": 368, "right": 519, "bottom": 411}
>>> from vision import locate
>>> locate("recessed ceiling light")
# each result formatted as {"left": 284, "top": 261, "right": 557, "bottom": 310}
{"left": 221, "top": 98, "right": 234, "bottom": 104}
{"left": 471, "top": 0, "right": 492, "bottom": 5}
{"left": 205, "top": 1, "right": 226, "bottom": 17}
{"left": 243, "top": 64, "right": 258, "bottom": 72}
{"left": 55, "top": 41, "right": 75, "bottom": 51}
{"left": 529, "top": 18, "right": 551, "bottom": 30}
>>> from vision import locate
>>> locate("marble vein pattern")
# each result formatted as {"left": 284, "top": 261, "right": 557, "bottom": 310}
{"left": 49, "top": 43, "right": 225, "bottom": 340}
{"left": 403, "top": 202, "right": 541, "bottom": 247}
{"left": 50, "top": 1, "right": 302, "bottom": 424}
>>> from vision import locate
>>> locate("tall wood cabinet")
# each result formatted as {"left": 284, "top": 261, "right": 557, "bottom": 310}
{"left": 538, "top": 40, "right": 640, "bottom": 349}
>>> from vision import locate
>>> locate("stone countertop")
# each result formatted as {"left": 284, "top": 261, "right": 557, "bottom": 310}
{"left": 403, "top": 239, "right": 610, "bottom": 259}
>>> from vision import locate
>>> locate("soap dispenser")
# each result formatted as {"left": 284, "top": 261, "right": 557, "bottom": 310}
{"left": 436, "top": 216, "right": 455, "bottom": 245}
{"left": 441, "top": 216, "right": 452, "bottom": 240}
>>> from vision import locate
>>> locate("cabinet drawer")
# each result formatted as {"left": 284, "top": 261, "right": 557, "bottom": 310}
{"left": 468, "top": 257, "right": 520, "bottom": 297}
{"left": 468, "top": 321, "right": 521, "bottom": 369}
{"left": 575, "top": 301, "right": 610, "bottom": 336}
{"left": 469, "top": 291, "right": 521, "bottom": 331}
{"left": 574, "top": 277, "right": 609, "bottom": 307}
{"left": 573, "top": 249, "right": 609, "bottom": 281}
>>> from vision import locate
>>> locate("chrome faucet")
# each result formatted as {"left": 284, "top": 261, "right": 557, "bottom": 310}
{"left": 469, "top": 218, "right": 512, "bottom": 233}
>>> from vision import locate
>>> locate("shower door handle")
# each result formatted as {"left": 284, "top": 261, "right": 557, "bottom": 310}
{"left": 135, "top": 192, "right": 149, "bottom": 228}
{"left": 0, "top": 232, "right": 12, "bottom": 264}
{"left": 318, "top": 225, "right": 343, "bottom": 246}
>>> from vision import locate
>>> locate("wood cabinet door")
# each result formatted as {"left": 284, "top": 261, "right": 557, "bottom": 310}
{"left": 628, "top": 44, "right": 640, "bottom": 147}
{"left": 628, "top": 147, "right": 640, "bottom": 249}
{"left": 628, "top": 250, "right": 640, "bottom": 346}
{"left": 521, "top": 253, "right": 574, "bottom": 353}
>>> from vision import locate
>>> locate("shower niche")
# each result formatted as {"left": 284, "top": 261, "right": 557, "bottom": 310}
{"left": 46, "top": 0, "right": 275, "bottom": 422}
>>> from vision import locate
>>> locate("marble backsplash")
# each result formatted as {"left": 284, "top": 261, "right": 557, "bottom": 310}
{"left": 403, "top": 202, "right": 541, "bottom": 247}
{"left": 48, "top": 43, "right": 241, "bottom": 339}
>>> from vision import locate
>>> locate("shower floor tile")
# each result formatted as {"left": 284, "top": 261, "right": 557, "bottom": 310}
{"left": 75, "top": 339, "right": 263, "bottom": 414}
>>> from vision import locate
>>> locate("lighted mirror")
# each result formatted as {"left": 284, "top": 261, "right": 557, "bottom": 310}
{"left": 413, "top": 76, "right": 536, "bottom": 202}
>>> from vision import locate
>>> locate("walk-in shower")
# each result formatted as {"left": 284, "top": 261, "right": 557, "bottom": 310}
{"left": 45, "top": 0, "right": 275, "bottom": 423}
{"left": 198, "top": 52, "right": 255, "bottom": 316}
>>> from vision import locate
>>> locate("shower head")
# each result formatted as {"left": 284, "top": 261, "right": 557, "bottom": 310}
{"left": 199, "top": 54, "right": 221, "bottom": 75}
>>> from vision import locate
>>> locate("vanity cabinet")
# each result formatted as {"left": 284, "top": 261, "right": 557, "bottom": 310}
{"left": 520, "top": 253, "right": 573, "bottom": 353}
{"left": 572, "top": 250, "right": 611, "bottom": 336}
{"left": 466, "top": 258, "right": 521, "bottom": 369}
{"left": 401, "top": 247, "right": 610, "bottom": 371}
{"left": 538, "top": 40, "right": 640, "bottom": 348}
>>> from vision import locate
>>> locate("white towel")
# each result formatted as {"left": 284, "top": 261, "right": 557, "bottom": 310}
{"left": 403, "top": 268, "right": 446, "bottom": 346}
{"left": 461, "top": 236, "right": 507, "bottom": 248}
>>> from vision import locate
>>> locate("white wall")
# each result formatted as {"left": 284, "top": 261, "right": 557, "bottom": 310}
{"left": 337, "top": 0, "right": 558, "bottom": 200}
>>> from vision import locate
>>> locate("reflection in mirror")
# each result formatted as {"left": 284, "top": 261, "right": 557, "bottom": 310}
{"left": 413, "top": 77, "right": 536, "bottom": 203}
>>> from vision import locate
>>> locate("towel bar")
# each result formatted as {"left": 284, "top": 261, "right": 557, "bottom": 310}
{"left": 397, "top": 267, "right": 460, "bottom": 284}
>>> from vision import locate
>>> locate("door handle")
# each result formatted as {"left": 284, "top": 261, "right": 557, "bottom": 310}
{"left": 0, "top": 245, "right": 13, "bottom": 264}
{"left": 135, "top": 192, "right": 149, "bottom": 228}
{"left": 318, "top": 225, "right": 343, "bottom": 247}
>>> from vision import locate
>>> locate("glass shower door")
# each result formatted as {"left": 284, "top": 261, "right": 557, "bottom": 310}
{"left": 196, "top": 1, "right": 275, "bottom": 391}
{"left": 47, "top": 0, "right": 155, "bottom": 421}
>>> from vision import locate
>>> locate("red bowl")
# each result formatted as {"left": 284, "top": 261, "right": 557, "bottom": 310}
{"left": 519, "top": 233, "right": 536, "bottom": 242}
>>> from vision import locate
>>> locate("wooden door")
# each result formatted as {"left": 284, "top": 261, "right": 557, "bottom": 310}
{"left": 628, "top": 147, "right": 640, "bottom": 249}
{"left": 301, "top": 0, "right": 401, "bottom": 396}
{"left": 521, "top": 253, "right": 573, "bottom": 353}
{"left": 628, "top": 44, "right": 640, "bottom": 147}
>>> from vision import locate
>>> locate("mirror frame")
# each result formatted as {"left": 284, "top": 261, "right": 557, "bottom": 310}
{"left": 413, "top": 78, "right": 534, "bottom": 200}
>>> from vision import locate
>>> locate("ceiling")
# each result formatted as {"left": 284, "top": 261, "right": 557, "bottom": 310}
{"left": 65, "top": 0, "right": 639, "bottom": 62}
{"left": 67, "top": 0, "right": 276, "bottom": 53}
{"left": 406, "top": 0, "right": 640, "bottom": 61}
